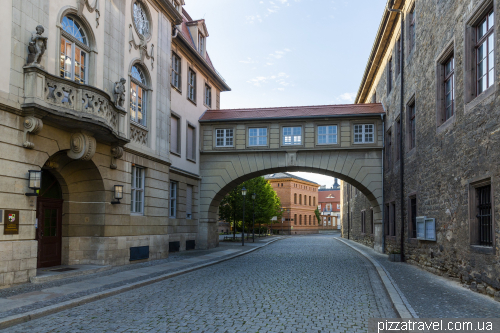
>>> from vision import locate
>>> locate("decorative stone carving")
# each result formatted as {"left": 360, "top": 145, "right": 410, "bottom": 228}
{"left": 129, "top": 25, "right": 155, "bottom": 69}
{"left": 114, "top": 78, "right": 126, "bottom": 109}
{"left": 44, "top": 160, "right": 59, "bottom": 169}
{"left": 23, "top": 117, "right": 43, "bottom": 149}
{"left": 27, "top": 26, "right": 48, "bottom": 66}
{"left": 130, "top": 125, "right": 148, "bottom": 146}
{"left": 286, "top": 151, "right": 297, "bottom": 166}
{"left": 67, "top": 131, "right": 96, "bottom": 161}
{"left": 110, "top": 146, "right": 124, "bottom": 169}
{"left": 77, "top": 0, "right": 100, "bottom": 28}
{"left": 45, "top": 79, "right": 75, "bottom": 108}
{"left": 82, "top": 89, "right": 117, "bottom": 130}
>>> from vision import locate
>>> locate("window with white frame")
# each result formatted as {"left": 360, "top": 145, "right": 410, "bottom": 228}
{"left": 172, "top": 53, "right": 181, "bottom": 90}
{"left": 198, "top": 33, "right": 205, "bottom": 55}
{"left": 60, "top": 16, "right": 89, "bottom": 84}
{"left": 170, "top": 115, "right": 180, "bottom": 155}
{"left": 249, "top": 128, "right": 267, "bottom": 146}
{"left": 476, "top": 10, "right": 495, "bottom": 95}
{"left": 187, "top": 124, "right": 196, "bottom": 161}
{"left": 353, "top": 124, "right": 374, "bottom": 143}
{"left": 170, "top": 182, "right": 177, "bottom": 218}
{"left": 204, "top": 84, "right": 212, "bottom": 107}
{"left": 130, "top": 65, "right": 148, "bottom": 126}
{"left": 318, "top": 125, "right": 338, "bottom": 144}
{"left": 216, "top": 129, "right": 233, "bottom": 147}
{"left": 283, "top": 127, "right": 302, "bottom": 145}
{"left": 131, "top": 166, "right": 145, "bottom": 214}
{"left": 186, "top": 185, "right": 193, "bottom": 219}
{"left": 188, "top": 69, "right": 196, "bottom": 102}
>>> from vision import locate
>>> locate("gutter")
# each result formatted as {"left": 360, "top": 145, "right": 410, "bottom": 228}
{"left": 199, "top": 113, "right": 386, "bottom": 124}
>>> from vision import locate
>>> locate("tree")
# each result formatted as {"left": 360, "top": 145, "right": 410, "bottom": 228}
{"left": 314, "top": 208, "right": 321, "bottom": 225}
{"left": 219, "top": 177, "right": 282, "bottom": 235}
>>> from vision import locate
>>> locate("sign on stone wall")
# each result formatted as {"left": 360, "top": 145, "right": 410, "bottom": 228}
{"left": 4, "top": 210, "right": 20, "bottom": 235}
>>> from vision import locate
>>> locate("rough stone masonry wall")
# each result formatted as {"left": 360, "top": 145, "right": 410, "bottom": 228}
{"left": 347, "top": 0, "right": 500, "bottom": 301}
{"left": 341, "top": 183, "right": 375, "bottom": 248}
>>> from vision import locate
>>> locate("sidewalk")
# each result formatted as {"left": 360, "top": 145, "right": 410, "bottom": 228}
{"left": 337, "top": 237, "right": 500, "bottom": 318}
{"left": 0, "top": 237, "right": 281, "bottom": 329}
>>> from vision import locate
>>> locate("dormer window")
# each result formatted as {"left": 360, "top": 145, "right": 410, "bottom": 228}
{"left": 198, "top": 33, "right": 205, "bottom": 55}
{"left": 172, "top": 0, "right": 180, "bottom": 11}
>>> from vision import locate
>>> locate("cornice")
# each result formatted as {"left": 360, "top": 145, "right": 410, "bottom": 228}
{"left": 151, "top": 0, "right": 183, "bottom": 25}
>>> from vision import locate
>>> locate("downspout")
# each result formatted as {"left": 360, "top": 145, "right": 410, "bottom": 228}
{"left": 380, "top": 111, "right": 386, "bottom": 253}
{"left": 386, "top": 0, "right": 405, "bottom": 260}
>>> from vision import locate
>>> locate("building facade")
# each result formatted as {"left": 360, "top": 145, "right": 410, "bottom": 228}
{"left": 265, "top": 173, "right": 320, "bottom": 235}
{"left": 318, "top": 179, "right": 341, "bottom": 230}
{"left": 343, "top": 0, "right": 500, "bottom": 300}
{"left": 0, "top": 0, "right": 228, "bottom": 287}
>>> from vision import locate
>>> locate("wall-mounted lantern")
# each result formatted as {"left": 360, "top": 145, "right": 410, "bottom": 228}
{"left": 25, "top": 170, "right": 42, "bottom": 196}
{"left": 111, "top": 185, "right": 124, "bottom": 204}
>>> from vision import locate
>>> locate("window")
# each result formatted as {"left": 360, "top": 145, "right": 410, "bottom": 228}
{"left": 170, "top": 182, "right": 177, "bottom": 218}
{"left": 361, "top": 211, "right": 366, "bottom": 233}
{"left": 133, "top": 1, "right": 150, "bottom": 37}
{"left": 299, "top": 215, "right": 302, "bottom": 225}
{"left": 299, "top": 194, "right": 302, "bottom": 205}
{"left": 408, "top": 102, "right": 416, "bottom": 150}
{"left": 187, "top": 124, "right": 196, "bottom": 161}
{"left": 387, "top": 57, "right": 393, "bottom": 93}
{"left": 198, "top": 33, "right": 205, "bottom": 55}
{"left": 390, "top": 202, "right": 396, "bottom": 236}
{"left": 172, "top": 53, "right": 181, "bottom": 90}
{"left": 444, "top": 56, "right": 455, "bottom": 120}
{"left": 410, "top": 197, "right": 417, "bottom": 238}
{"left": 318, "top": 125, "right": 338, "bottom": 144}
{"left": 216, "top": 129, "right": 233, "bottom": 147}
{"left": 283, "top": 127, "right": 302, "bottom": 145}
{"left": 204, "top": 84, "right": 212, "bottom": 107}
{"left": 186, "top": 185, "right": 193, "bottom": 219}
{"left": 326, "top": 204, "right": 332, "bottom": 212}
{"left": 408, "top": 5, "right": 416, "bottom": 53}
{"left": 188, "top": 69, "right": 196, "bottom": 102}
{"left": 386, "top": 129, "right": 392, "bottom": 168}
{"left": 294, "top": 193, "right": 297, "bottom": 204}
{"left": 294, "top": 214, "right": 297, "bottom": 225}
{"left": 370, "top": 209, "right": 374, "bottom": 235}
{"left": 170, "top": 115, "right": 180, "bottom": 155}
{"left": 309, "top": 196, "right": 311, "bottom": 206}
{"left": 395, "top": 118, "right": 401, "bottom": 162}
{"left": 313, "top": 197, "right": 316, "bottom": 206}
{"left": 354, "top": 124, "right": 374, "bottom": 143}
{"left": 476, "top": 10, "right": 494, "bottom": 95}
{"left": 249, "top": 128, "right": 267, "bottom": 146}
{"left": 477, "top": 185, "right": 493, "bottom": 246}
{"left": 396, "top": 37, "right": 401, "bottom": 76}
{"left": 131, "top": 166, "right": 145, "bottom": 214}
{"left": 385, "top": 204, "right": 390, "bottom": 235}
{"left": 60, "top": 16, "right": 89, "bottom": 84}
{"left": 337, "top": 204, "right": 340, "bottom": 209}
{"left": 130, "top": 65, "right": 148, "bottom": 126}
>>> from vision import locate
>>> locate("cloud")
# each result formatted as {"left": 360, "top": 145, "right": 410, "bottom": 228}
{"left": 239, "top": 57, "right": 256, "bottom": 64}
{"left": 245, "top": 14, "right": 262, "bottom": 24}
{"left": 333, "top": 92, "right": 356, "bottom": 104}
{"left": 247, "top": 72, "right": 290, "bottom": 87}
{"left": 269, "top": 49, "right": 291, "bottom": 60}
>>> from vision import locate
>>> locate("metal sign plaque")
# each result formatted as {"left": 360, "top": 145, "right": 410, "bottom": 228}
{"left": 4, "top": 210, "right": 20, "bottom": 235}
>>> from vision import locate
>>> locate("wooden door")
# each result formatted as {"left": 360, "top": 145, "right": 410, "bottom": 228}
{"left": 36, "top": 198, "right": 63, "bottom": 268}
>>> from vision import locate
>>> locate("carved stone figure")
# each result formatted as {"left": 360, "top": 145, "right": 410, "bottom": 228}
{"left": 23, "top": 117, "right": 43, "bottom": 149}
{"left": 27, "top": 25, "right": 48, "bottom": 66}
{"left": 114, "top": 78, "right": 127, "bottom": 108}
{"left": 110, "top": 146, "right": 124, "bottom": 169}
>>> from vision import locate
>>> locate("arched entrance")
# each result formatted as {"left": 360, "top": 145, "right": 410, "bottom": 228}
{"left": 36, "top": 171, "right": 64, "bottom": 268}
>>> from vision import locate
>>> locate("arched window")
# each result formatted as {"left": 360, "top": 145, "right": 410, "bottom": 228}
{"left": 309, "top": 196, "right": 311, "bottom": 206}
{"left": 313, "top": 197, "right": 316, "bottom": 206}
{"left": 130, "top": 65, "right": 148, "bottom": 126}
{"left": 294, "top": 214, "right": 297, "bottom": 225}
{"left": 299, "top": 215, "right": 302, "bottom": 225}
{"left": 294, "top": 193, "right": 297, "bottom": 204}
{"left": 60, "top": 16, "right": 90, "bottom": 84}
{"left": 299, "top": 194, "right": 302, "bottom": 205}
{"left": 309, "top": 215, "right": 312, "bottom": 225}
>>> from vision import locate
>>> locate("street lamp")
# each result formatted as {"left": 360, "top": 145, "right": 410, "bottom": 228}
{"left": 25, "top": 170, "right": 42, "bottom": 196}
{"left": 241, "top": 187, "right": 247, "bottom": 246}
{"left": 252, "top": 193, "right": 256, "bottom": 242}
{"left": 111, "top": 185, "right": 124, "bottom": 204}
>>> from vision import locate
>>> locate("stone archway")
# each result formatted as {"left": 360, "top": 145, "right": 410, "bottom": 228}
{"left": 198, "top": 149, "right": 383, "bottom": 250}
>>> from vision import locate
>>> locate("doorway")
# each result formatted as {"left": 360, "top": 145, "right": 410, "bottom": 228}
{"left": 36, "top": 171, "right": 63, "bottom": 268}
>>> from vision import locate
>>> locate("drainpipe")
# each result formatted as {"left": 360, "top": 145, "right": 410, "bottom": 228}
{"left": 381, "top": 111, "right": 386, "bottom": 253}
{"left": 386, "top": 0, "right": 405, "bottom": 260}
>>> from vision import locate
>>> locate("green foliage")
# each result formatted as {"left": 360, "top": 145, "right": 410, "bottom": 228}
{"left": 219, "top": 177, "right": 282, "bottom": 230}
{"left": 314, "top": 208, "right": 321, "bottom": 224}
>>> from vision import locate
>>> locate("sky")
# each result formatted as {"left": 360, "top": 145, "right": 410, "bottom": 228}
{"left": 184, "top": 0, "right": 387, "bottom": 186}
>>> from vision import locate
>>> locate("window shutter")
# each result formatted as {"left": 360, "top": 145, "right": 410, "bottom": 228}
{"left": 171, "top": 116, "right": 178, "bottom": 153}
{"left": 186, "top": 185, "right": 193, "bottom": 219}
{"left": 424, "top": 218, "right": 436, "bottom": 241}
{"left": 187, "top": 125, "right": 194, "bottom": 160}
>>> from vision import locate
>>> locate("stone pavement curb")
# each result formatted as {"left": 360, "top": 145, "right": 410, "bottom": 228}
{"left": 335, "top": 237, "right": 415, "bottom": 319}
{"left": 0, "top": 237, "right": 283, "bottom": 330}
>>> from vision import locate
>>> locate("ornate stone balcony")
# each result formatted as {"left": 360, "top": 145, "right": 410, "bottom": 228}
{"left": 22, "top": 66, "right": 129, "bottom": 146}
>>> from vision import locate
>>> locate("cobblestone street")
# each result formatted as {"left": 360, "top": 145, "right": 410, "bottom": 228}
{"left": 5, "top": 235, "right": 396, "bottom": 333}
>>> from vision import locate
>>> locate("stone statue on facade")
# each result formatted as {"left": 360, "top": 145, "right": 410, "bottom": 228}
{"left": 27, "top": 25, "right": 48, "bottom": 66}
{"left": 114, "top": 78, "right": 127, "bottom": 108}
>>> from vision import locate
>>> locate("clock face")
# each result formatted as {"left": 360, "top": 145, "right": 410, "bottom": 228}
{"left": 133, "top": 2, "right": 150, "bottom": 37}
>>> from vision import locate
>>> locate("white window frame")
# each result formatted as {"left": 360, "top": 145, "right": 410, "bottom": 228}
{"left": 170, "top": 181, "right": 177, "bottom": 218}
{"left": 171, "top": 52, "right": 181, "bottom": 90}
{"left": 198, "top": 33, "right": 205, "bottom": 55}
{"left": 353, "top": 124, "right": 375, "bottom": 143}
{"left": 188, "top": 69, "right": 196, "bottom": 102}
{"left": 204, "top": 84, "right": 212, "bottom": 108}
{"left": 216, "top": 129, "right": 234, "bottom": 147}
{"left": 416, "top": 216, "right": 436, "bottom": 241}
{"left": 131, "top": 166, "right": 145, "bottom": 214}
{"left": 317, "top": 125, "right": 338, "bottom": 145}
{"left": 248, "top": 128, "right": 268, "bottom": 146}
{"left": 282, "top": 126, "right": 302, "bottom": 145}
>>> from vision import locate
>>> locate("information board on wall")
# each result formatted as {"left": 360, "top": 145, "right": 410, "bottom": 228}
{"left": 3, "top": 210, "right": 20, "bottom": 235}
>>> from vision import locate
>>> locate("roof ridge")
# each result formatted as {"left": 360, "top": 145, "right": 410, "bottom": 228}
{"left": 214, "top": 103, "right": 382, "bottom": 112}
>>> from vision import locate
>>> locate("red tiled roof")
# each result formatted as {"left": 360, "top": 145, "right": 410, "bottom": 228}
{"left": 200, "top": 103, "right": 385, "bottom": 122}
{"left": 318, "top": 190, "right": 340, "bottom": 203}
